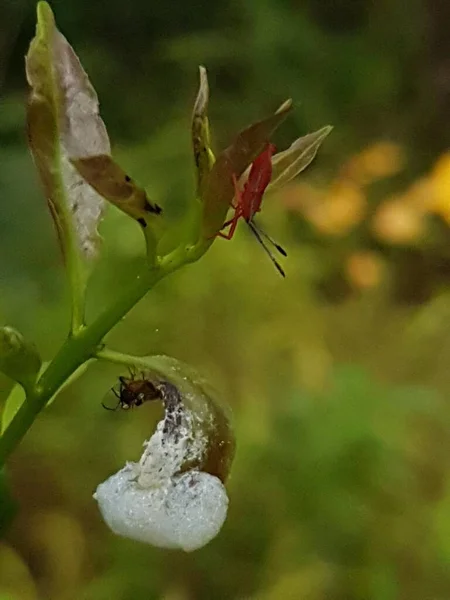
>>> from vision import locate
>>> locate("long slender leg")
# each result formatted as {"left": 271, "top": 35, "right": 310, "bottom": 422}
{"left": 216, "top": 173, "right": 244, "bottom": 240}
{"left": 217, "top": 212, "right": 241, "bottom": 240}
{"left": 220, "top": 217, "right": 235, "bottom": 229}
{"left": 217, "top": 183, "right": 244, "bottom": 240}
{"left": 102, "top": 402, "right": 119, "bottom": 411}
{"left": 102, "top": 388, "right": 121, "bottom": 411}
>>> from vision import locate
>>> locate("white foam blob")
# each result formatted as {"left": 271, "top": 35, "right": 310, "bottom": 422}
{"left": 94, "top": 393, "right": 229, "bottom": 551}
{"left": 94, "top": 465, "right": 228, "bottom": 551}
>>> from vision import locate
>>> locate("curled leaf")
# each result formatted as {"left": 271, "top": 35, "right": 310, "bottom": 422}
{"left": 71, "top": 155, "right": 162, "bottom": 227}
{"left": 106, "top": 355, "right": 235, "bottom": 481}
{"left": 201, "top": 99, "right": 293, "bottom": 239}
{"left": 191, "top": 66, "right": 215, "bottom": 198}
{"left": 268, "top": 125, "right": 333, "bottom": 192}
{"left": 0, "top": 327, "right": 41, "bottom": 393}
{"left": 148, "top": 355, "right": 236, "bottom": 482}
{"left": 94, "top": 355, "right": 235, "bottom": 551}
{"left": 26, "top": 1, "right": 110, "bottom": 262}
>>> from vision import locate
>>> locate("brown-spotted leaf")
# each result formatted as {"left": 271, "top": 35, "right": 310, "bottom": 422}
{"left": 71, "top": 155, "right": 162, "bottom": 227}
{"left": 202, "top": 99, "right": 292, "bottom": 239}
{"left": 191, "top": 66, "right": 215, "bottom": 199}
{"left": 26, "top": 1, "right": 110, "bottom": 264}
{"left": 267, "top": 125, "right": 333, "bottom": 192}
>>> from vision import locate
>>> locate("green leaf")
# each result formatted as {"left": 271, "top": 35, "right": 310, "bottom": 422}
{"left": 191, "top": 66, "right": 215, "bottom": 199}
{"left": 0, "top": 469, "right": 17, "bottom": 536}
{"left": 201, "top": 99, "right": 293, "bottom": 239}
{"left": 0, "top": 327, "right": 41, "bottom": 393}
{"left": 26, "top": 1, "right": 111, "bottom": 329}
{"left": 268, "top": 125, "right": 333, "bottom": 192}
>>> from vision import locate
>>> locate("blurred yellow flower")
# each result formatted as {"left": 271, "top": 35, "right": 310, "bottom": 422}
{"left": 280, "top": 147, "right": 450, "bottom": 246}
{"left": 345, "top": 251, "right": 384, "bottom": 290}
{"left": 372, "top": 196, "right": 426, "bottom": 244}
{"left": 342, "top": 141, "right": 405, "bottom": 184}
{"left": 403, "top": 177, "right": 434, "bottom": 211}
{"left": 308, "top": 181, "right": 366, "bottom": 236}
{"left": 281, "top": 180, "right": 366, "bottom": 236}
{"left": 429, "top": 153, "right": 450, "bottom": 223}
{"left": 280, "top": 181, "right": 321, "bottom": 212}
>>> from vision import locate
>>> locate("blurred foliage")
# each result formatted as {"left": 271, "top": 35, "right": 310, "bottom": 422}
{"left": 2, "top": 0, "right": 450, "bottom": 598}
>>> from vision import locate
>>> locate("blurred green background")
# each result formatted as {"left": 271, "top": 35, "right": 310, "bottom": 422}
{"left": 2, "top": 0, "right": 450, "bottom": 598}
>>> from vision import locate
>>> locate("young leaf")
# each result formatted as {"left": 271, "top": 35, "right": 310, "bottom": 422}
{"left": 0, "top": 327, "right": 41, "bottom": 393}
{"left": 201, "top": 99, "right": 292, "bottom": 239}
{"left": 191, "top": 66, "right": 215, "bottom": 198}
{"left": 268, "top": 125, "right": 333, "bottom": 192}
{"left": 26, "top": 1, "right": 110, "bottom": 329}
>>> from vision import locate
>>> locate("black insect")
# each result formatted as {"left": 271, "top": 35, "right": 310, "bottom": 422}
{"left": 103, "top": 369, "right": 162, "bottom": 411}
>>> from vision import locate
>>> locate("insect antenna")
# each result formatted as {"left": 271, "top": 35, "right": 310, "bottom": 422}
{"left": 250, "top": 220, "right": 287, "bottom": 257}
{"left": 247, "top": 220, "right": 286, "bottom": 277}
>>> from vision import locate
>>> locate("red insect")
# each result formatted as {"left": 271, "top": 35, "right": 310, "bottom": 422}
{"left": 217, "top": 143, "right": 287, "bottom": 277}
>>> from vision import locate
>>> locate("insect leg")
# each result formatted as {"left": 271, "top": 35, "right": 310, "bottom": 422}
{"left": 217, "top": 213, "right": 241, "bottom": 240}
{"left": 217, "top": 203, "right": 244, "bottom": 240}
{"left": 102, "top": 399, "right": 120, "bottom": 411}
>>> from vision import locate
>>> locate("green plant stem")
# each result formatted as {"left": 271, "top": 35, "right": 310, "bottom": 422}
{"left": 0, "top": 238, "right": 211, "bottom": 465}
{"left": 68, "top": 248, "right": 86, "bottom": 335}
{"left": 0, "top": 274, "right": 157, "bottom": 465}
